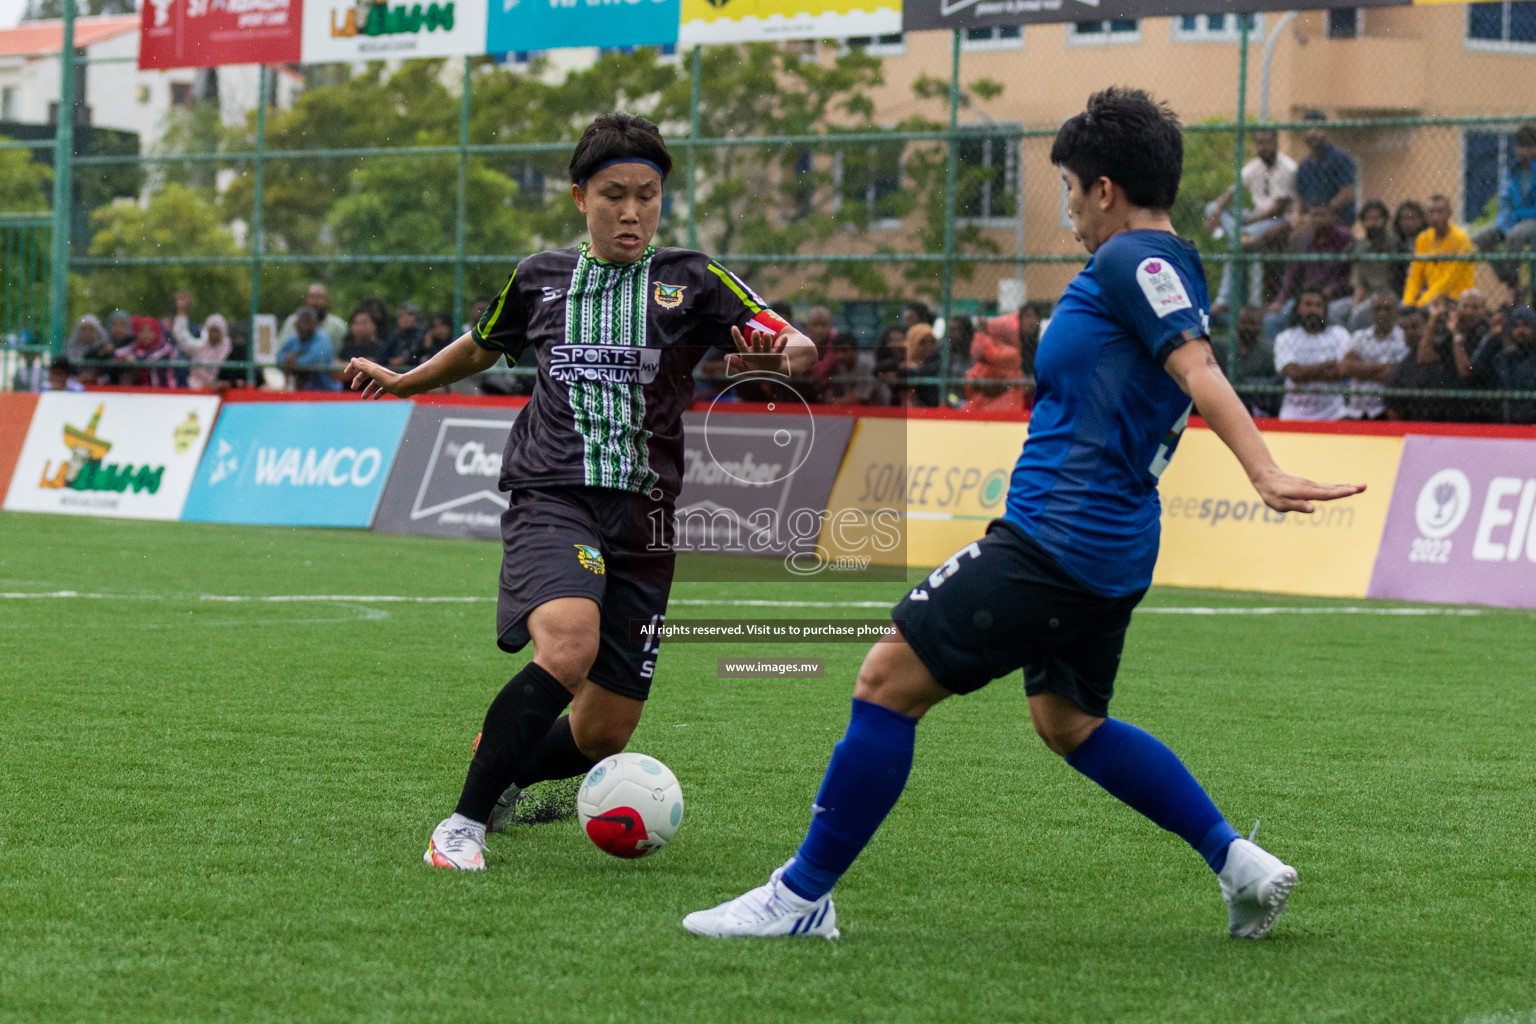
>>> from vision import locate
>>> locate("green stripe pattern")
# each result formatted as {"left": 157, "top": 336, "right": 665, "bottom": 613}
{"left": 565, "top": 244, "right": 659, "bottom": 494}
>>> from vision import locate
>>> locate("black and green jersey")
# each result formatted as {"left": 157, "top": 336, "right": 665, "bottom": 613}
{"left": 472, "top": 243, "right": 788, "bottom": 502}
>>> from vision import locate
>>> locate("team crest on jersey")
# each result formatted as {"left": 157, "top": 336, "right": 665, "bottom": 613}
{"left": 653, "top": 283, "right": 686, "bottom": 310}
{"left": 1135, "top": 257, "right": 1194, "bottom": 319}
{"left": 575, "top": 544, "right": 605, "bottom": 575}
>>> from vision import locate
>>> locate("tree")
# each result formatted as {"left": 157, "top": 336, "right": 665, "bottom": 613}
{"left": 0, "top": 139, "right": 51, "bottom": 212}
{"left": 326, "top": 153, "right": 532, "bottom": 312}
{"left": 1171, "top": 122, "right": 1239, "bottom": 294}
{"left": 83, "top": 183, "right": 248, "bottom": 319}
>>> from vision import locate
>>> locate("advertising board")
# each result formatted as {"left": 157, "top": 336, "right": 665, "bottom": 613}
{"left": 300, "top": 0, "right": 489, "bottom": 62}
{"left": 1368, "top": 435, "right": 1536, "bottom": 608}
{"left": 182, "top": 401, "right": 411, "bottom": 527}
{"left": 372, "top": 404, "right": 517, "bottom": 540}
{"left": 680, "top": 0, "right": 900, "bottom": 43}
{"left": 1153, "top": 429, "right": 1403, "bottom": 597}
{"left": 139, "top": 0, "right": 304, "bottom": 69}
{"left": 487, "top": 0, "right": 679, "bottom": 53}
{"left": 0, "top": 393, "right": 39, "bottom": 501}
{"left": 820, "top": 416, "right": 1025, "bottom": 570}
{"left": 3, "top": 393, "right": 220, "bottom": 521}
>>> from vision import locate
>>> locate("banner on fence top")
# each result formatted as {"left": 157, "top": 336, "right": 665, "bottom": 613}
{"left": 0, "top": 394, "right": 39, "bottom": 502}
{"left": 1154, "top": 429, "right": 1403, "bottom": 598}
{"left": 821, "top": 416, "right": 1023, "bottom": 570}
{"left": 183, "top": 401, "right": 411, "bottom": 527}
{"left": 300, "top": 0, "right": 489, "bottom": 63}
{"left": 139, "top": 0, "right": 304, "bottom": 70}
{"left": 1367, "top": 435, "right": 1536, "bottom": 609}
{"left": 3, "top": 393, "right": 219, "bottom": 520}
{"left": 902, "top": 0, "right": 1404, "bottom": 33}
{"left": 680, "top": 0, "right": 900, "bottom": 44}
{"left": 372, "top": 404, "right": 517, "bottom": 540}
{"left": 672, "top": 408, "right": 859, "bottom": 575}
{"left": 487, "top": 0, "right": 680, "bottom": 54}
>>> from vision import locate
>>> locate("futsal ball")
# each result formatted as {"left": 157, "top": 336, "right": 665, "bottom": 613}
{"left": 577, "top": 753, "right": 684, "bottom": 859}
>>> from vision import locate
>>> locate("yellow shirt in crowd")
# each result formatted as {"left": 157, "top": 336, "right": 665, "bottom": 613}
{"left": 1403, "top": 224, "right": 1476, "bottom": 306}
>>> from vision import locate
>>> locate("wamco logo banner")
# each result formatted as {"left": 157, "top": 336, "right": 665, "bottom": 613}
{"left": 373, "top": 405, "right": 518, "bottom": 540}
{"left": 183, "top": 401, "right": 412, "bottom": 527}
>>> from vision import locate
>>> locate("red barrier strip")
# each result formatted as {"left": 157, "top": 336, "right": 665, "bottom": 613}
{"left": 80, "top": 384, "right": 1536, "bottom": 438}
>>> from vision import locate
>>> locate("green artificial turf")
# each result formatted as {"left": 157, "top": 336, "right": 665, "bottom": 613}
{"left": 1, "top": 511, "right": 1533, "bottom": 1023}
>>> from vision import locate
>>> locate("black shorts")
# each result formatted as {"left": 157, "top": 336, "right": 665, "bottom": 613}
{"left": 497, "top": 484, "right": 675, "bottom": 702}
{"left": 891, "top": 519, "right": 1145, "bottom": 718}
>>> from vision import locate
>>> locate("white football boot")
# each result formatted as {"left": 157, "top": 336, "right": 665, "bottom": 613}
{"left": 683, "top": 861, "right": 840, "bottom": 939}
{"left": 1218, "top": 837, "right": 1297, "bottom": 939}
{"left": 422, "top": 816, "right": 486, "bottom": 871}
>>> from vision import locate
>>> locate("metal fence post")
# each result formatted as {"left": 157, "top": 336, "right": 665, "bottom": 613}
{"left": 940, "top": 28, "right": 960, "bottom": 405}
{"left": 1228, "top": 21, "right": 1250, "bottom": 377}
{"left": 47, "top": 0, "right": 77, "bottom": 356}
{"left": 454, "top": 55, "right": 471, "bottom": 329}
{"left": 247, "top": 65, "right": 268, "bottom": 387}
{"left": 686, "top": 45, "right": 702, "bottom": 252}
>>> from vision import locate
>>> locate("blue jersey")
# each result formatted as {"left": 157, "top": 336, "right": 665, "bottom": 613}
{"left": 1004, "top": 230, "right": 1209, "bottom": 597}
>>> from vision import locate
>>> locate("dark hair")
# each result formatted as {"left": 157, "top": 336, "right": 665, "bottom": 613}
{"left": 1427, "top": 193, "right": 1451, "bottom": 208}
{"left": 1358, "top": 199, "right": 1389, "bottom": 222}
{"left": 430, "top": 310, "right": 453, "bottom": 329}
{"left": 569, "top": 112, "right": 672, "bottom": 186}
{"left": 903, "top": 300, "right": 934, "bottom": 324}
{"left": 1393, "top": 199, "right": 1426, "bottom": 239}
{"left": 1292, "top": 286, "right": 1329, "bottom": 322}
{"left": 50, "top": 357, "right": 75, "bottom": 375}
{"left": 1050, "top": 87, "right": 1183, "bottom": 211}
{"left": 1302, "top": 109, "right": 1328, "bottom": 123}
{"left": 1515, "top": 125, "right": 1536, "bottom": 148}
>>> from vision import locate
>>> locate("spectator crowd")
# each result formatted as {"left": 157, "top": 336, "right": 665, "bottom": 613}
{"left": 15, "top": 121, "right": 1536, "bottom": 423}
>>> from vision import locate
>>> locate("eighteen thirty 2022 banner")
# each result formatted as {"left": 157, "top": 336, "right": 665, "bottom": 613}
{"left": 140, "top": 0, "right": 898, "bottom": 67}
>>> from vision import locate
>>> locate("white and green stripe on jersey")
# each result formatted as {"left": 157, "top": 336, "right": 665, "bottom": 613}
{"left": 564, "top": 244, "right": 659, "bottom": 494}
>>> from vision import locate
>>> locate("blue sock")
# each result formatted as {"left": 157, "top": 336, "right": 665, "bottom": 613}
{"left": 781, "top": 699, "right": 917, "bottom": 901}
{"left": 1065, "top": 718, "right": 1241, "bottom": 873}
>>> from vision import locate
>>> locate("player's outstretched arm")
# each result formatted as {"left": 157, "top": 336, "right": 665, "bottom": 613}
{"left": 1163, "top": 338, "right": 1366, "bottom": 514}
{"left": 344, "top": 332, "right": 501, "bottom": 400}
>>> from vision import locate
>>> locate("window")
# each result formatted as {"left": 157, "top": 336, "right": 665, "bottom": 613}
{"left": 1467, "top": 0, "right": 1536, "bottom": 49}
{"left": 1463, "top": 128, "right": 1522, "bottom": 226}
{"left": 957, "top": 127, "right": 1019, "bottom": 223}
{"left": 1, "top": 86, "right": 15, "bottom": 121}
{"left": 961, "top": 25, "right": 1023, "bottom": 51}
{"left": 1069, "top": 19, "right": 1140, "bottom": 43}
{"left": 835, "top": 142, "right": 905, "bottom": 228}
{"left": 599, "top": 43, "right": 678, "bottom": 57}
{"left": 507, "top": 162, "right": 548, "bottom": 212}
{"left": 170, "top": 82, "right": 194, "bottom": 108}
{"left": 1326, "top": 8, "right": 1360, "bottom": 38}
{"left": 843, "top": 32, "right": 905, "bottom": 55}
{"left": 1172, "top": 12, "right": 1260, "bottom": 41}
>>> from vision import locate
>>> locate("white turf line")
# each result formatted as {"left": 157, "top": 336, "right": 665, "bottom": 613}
{"left": 0, "top": 590, "right": 1493, "bottom": 615}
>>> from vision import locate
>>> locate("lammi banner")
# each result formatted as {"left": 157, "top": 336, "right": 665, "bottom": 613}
{"left": 902, "top": 0, "right": 1403, "bottom": 32}
{"left": 182, "top": 401, "right": 412, "bottom": 527}
{"left": 139, "top": 0, "right": 304, "bottom": 69}
{"left": 301, "top": 0, "right": 488, "bottom": 62}
{"left": 373, "top": 404, "right": 518, "bottom": 540}
{"left": 4, "top": 393, "right": 220, "bottom": 520}
{"left": 487, "top": 0, "right": 680, "bottom": 54}
{"left": 680, "top": 0, "right": 900, "bottom": 43}
{"left": 1368, "top": 435, "right": 1536, "bottom": 609}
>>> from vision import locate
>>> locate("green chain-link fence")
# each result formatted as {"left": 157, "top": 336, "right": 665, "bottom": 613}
{"left": 5, "top": 2, "right": 1536, "bottom": 421}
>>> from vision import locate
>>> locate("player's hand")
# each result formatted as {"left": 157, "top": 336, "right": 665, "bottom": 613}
{"left": 344, "top": 357, "right": 406, "bottom": 400}
{"left": 1252, "top": 467, "right": 1366, "bottom": 514}
{"left": 728, "top": 325, "right": 789, "bottom": 374}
